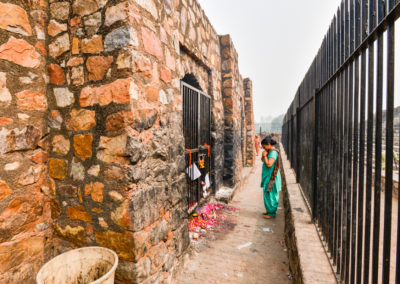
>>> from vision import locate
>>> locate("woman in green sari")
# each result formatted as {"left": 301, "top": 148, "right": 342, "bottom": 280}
{"left": 260, "top": 136, "right": 281, "bottom": 219}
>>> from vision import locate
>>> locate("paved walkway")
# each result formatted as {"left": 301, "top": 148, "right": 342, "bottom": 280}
{"left": 173, "top": 159, "right": 291, "bottom": 284}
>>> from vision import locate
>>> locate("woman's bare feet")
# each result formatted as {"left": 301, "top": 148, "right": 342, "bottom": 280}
{"left": 263, "top": 215, "right": 272, "bottom": 219}
{"left": 263, "top": 212, "right": 268, "bottom": 216}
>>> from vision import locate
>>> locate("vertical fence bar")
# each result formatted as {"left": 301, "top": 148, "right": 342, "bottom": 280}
{"left": 371, "top": 0, "right": 386, "bottom": 283}
{"left": 382, "top": 1, "right": 395, "bottom": 282}
{"left": 357, "top": 50, "right": 367, "bottom": 284}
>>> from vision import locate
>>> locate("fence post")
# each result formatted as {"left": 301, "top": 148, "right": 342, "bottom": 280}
{"left": 296, "top": 107, "right": 301, "bottom": 183}
{"left": 312, "top": 89, "right": 319, "bottom": 220}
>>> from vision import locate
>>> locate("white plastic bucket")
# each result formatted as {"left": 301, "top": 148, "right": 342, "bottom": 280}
{"left": 36, "top": 247, "right": 118, "bottom": 284}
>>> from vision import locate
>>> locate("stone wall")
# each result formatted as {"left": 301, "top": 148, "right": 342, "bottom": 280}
{"left": 220, "top": 34, "right": 245, "bottom": 187}
{"left": 244, "top": 78, "right": 255, "bottom": 166}
{"left": 0, "top": 0, "right": 255, "bottom": 283}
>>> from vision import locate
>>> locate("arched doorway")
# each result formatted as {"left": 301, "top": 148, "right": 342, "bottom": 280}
{"left": 181, "top": 74, "right": 211, "bottom": 212}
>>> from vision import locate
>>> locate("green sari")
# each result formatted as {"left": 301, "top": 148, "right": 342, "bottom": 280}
{"left": 260, "top": 150, "right": 282, "bottom": 217}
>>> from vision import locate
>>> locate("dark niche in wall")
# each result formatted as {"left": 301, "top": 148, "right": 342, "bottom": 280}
{"left": 182, "top": 73, "right": 202, "bottom": 91}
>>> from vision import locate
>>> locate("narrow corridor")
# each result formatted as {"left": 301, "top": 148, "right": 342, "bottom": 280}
{"left": 173, "top": 160, "right": 290, "bottom": 284}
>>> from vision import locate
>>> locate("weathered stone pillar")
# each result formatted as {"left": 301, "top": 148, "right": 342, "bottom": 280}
{"left": 244, "top": 78, "right": 255, "bottom": 166}
{"left": 219, "top": 34, "right": 244, "bottom": 187}
{"left": 0, "top": 0, "right": 53, "bottom": 282}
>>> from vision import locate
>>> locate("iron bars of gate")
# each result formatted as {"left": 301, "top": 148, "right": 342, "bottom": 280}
{"left": 182, "top": 81, "right": 212, "bottom": 213}
{"left": 282, "top": 1, "right": 400, "bottom": 283}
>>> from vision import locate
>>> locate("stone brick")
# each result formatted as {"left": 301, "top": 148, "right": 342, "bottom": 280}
{"left": 0, "top": 3, "right": 32, "bottom": 36}
{"left": 145, "top": 86, "right": 159, "bottom": 102}
{"left": 16, "top": 91, "right": 47, "bottom": 111}
{"left": 48, "top": 20, "right": 67, "bottom": 37}
{"left": 52, "top": 135, "right": 70, "bottom": 155}
{"left": 81, "top": 35, "right": 103, "bottom": 54}
{"left": 135, "top": 0, "right": 158, "bottom": 19}
{"left": 142, "top": 27, "right": 163, "bottom": 60}
{"left": 73, "top": 134, "right": 93, "bottom": 161}
{"left": 0, "top": 37, "right": 41, "bottom": 68}
{"left": 80, "top": 78, "right": 132, "bottom": 107}
{"left": 49, "top": 159, "right": 67, "bottom": 180}
{"left": 66, "top": 109, "right": 96, "bottom": 131}
{"left": 151, "top": 220, "right": 168, "bottom": 245}
{"left": 53, "top": 87, "right": 74, "bottom": 107}
{"left": 66, "top": 205, "right": 91, "bottom": 222}
{"left": 48, "top": 64, "right": 65, "bottom": 85}
{"left": 97, "top": 135, "right": 129, "bottom": 164}
{"left": 108, "top": 190, "right": 123, "bottom": 202}
{"left": 104, "top": 165, "right": 125, "bottom": 182}
{"left": 105, "top": 2, "right": 129, "bottom": 26}
{"left": 0, "top": 117, "right": 12, "bottom": 125}
{"left": 0, "top": 72, "right": 11, "bottom": 107}
{"left": 71, "top": 66, "right": 84, "bottom": 85}
{"left": 71, "top": 159, "right": 85, "bottom": 181}
{"left": 105, "top": 111, "right": 133, "bottom": 131}
{"left": 72, "top": 37, "right": 80, "bottom": 54}
{"left": 54, "top": 224, "right": 86, "bottom": 246}
{"left": 160, "top": 66, "right": 171, "bottom": 83}
{"left": 0, "top": 180, "right": 12, "bottom": 202}
{"left": 134, "top": 55, "right": 151, "bottom": 76}
{"left": 0, "top": 237, "right": 44, "bottom": 277}
{"left": 67, "top": 57, "right": 84, "bottom": 67}
{"left": 72, "top": 0, "right": 107, "bottom": 16}
{"left": 58, "top": 184, "right": 77, "bottom": 198}
{"left": 84, "top": 182, "right": 104, "bottom": 202}
{"left": 105, "top": 27, "right": 137, "bottom": 52}
{"left": 84, "top": 12, "right": 102, "bottom": 36}
{"left": 95, "top": 231, "right": 135, "bottom": 261}
{"left": 49, "top": 33, "right": 70, "bottom": 58}
{"left": 111, "top": 200, "right": 130, "bottom": 229}
{"left": 48, "top": 110, "right": 63, "bottom": 129}
{"left": 133, "top": 108, "right": 158, "bottom": 131}
{"left": 86, "top": 56, "right": 113, "bottom": 81}
{"left": 87, "top": 165, "right": 100, "bottom": 176}
{"left": 50, "top": 2, "right": 70, "bottom": 21}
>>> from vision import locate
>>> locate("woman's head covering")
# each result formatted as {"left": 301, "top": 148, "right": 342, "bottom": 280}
{"left": 261, "top": 136, "right": 277, "bottom": 146}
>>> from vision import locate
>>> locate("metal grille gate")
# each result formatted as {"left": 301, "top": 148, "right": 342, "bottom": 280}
{"left": 182, "top": 81, "right": 211, "bottom": 212}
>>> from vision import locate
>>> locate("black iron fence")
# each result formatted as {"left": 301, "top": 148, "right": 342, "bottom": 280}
{"left": 182, "top": 82, "right": 211, "bottom": 212}
{"left": 282, "top": 1, "right": 400, "bottom": 283}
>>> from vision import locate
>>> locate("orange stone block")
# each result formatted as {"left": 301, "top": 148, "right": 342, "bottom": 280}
{"left": 105, "top": 111, "right": 133, "bottom": 131}
{"left": 86, "top": 56, "right": 113, "bottom": 81}
{"left": 141, "top": 27, "right": 163, "bottom": 60}
{"left": 66, "top": 109, "right": 96, "bottom": 131}
{"left": 80, "top": 78, "right": 132, "bottom": 107}
{"left": 0, "top": 37, "right": 41, "bottom": 68}
{"left": 66, "top": 205, "right": 91, "bottom": 222}
{"left": 0, "top": 180, "right": 12, "bottom": 202}
{"left": 48, "top": 63, "right": 65, "bottom": 85}
{"left": 0, "top": 3, "right": 32, "bottom": 36}
{"left": 49, "top": 159, "right": 67, "bottom": 180}
{"left": 81, "top": 35, "right": 104, "bottom": 54}
{"left": 73, "top": 134, "right": 93, "bottom": 161}
{"left": 16, "top": 90, "right": 47, "bottom": 111}
{"left": 72, "top": 37, "right": 80, "bottom": 54}
{"left": 160, "top": 66, "right": 171, "bottom": 83}
{"left": 0, "top": 117, "right": 13, "bottom": 125}
{"left": 67, "top": 57, "right": 84, "bottom": 67}
{"left": 84, "top": 182, "right": 104, "bottom": 202}
{"left": 95, "top": 231, "right": 135, "bottom": 261}
{"left": 145, "top": 86, "right": 159, "bottom": 103}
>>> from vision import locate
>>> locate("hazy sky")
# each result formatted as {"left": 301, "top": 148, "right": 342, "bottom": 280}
{"left": 198, "top": 0, "right": 343, "bottom": 122}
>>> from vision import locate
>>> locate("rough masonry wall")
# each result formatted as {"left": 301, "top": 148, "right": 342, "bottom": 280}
{"left": 0, "top": 0, "right": 53, "bottom": 283}
{"left": 244, "top": 78, "right": 255, "bottom": 166}
{"left": 0, "top": 0, "right": 254, "bottom": 283}
{"left": 220, "top": 34, "right": 245, "bottom": 187}
{"left": 176, "top": 0, "right": 225, "bottom": 191}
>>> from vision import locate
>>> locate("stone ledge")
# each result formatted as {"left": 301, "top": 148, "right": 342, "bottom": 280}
{"left": 280, "top": 144, "right": 337, "bottom": 284}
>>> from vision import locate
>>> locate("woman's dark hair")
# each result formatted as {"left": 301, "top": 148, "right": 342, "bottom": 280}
{"left": 261, "top": 136, "right": 277, "bottom": 146}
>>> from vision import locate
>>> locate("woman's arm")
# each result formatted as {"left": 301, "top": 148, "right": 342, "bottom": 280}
{"left": 263, "top": 156, "right": 275, "bottom": 168}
